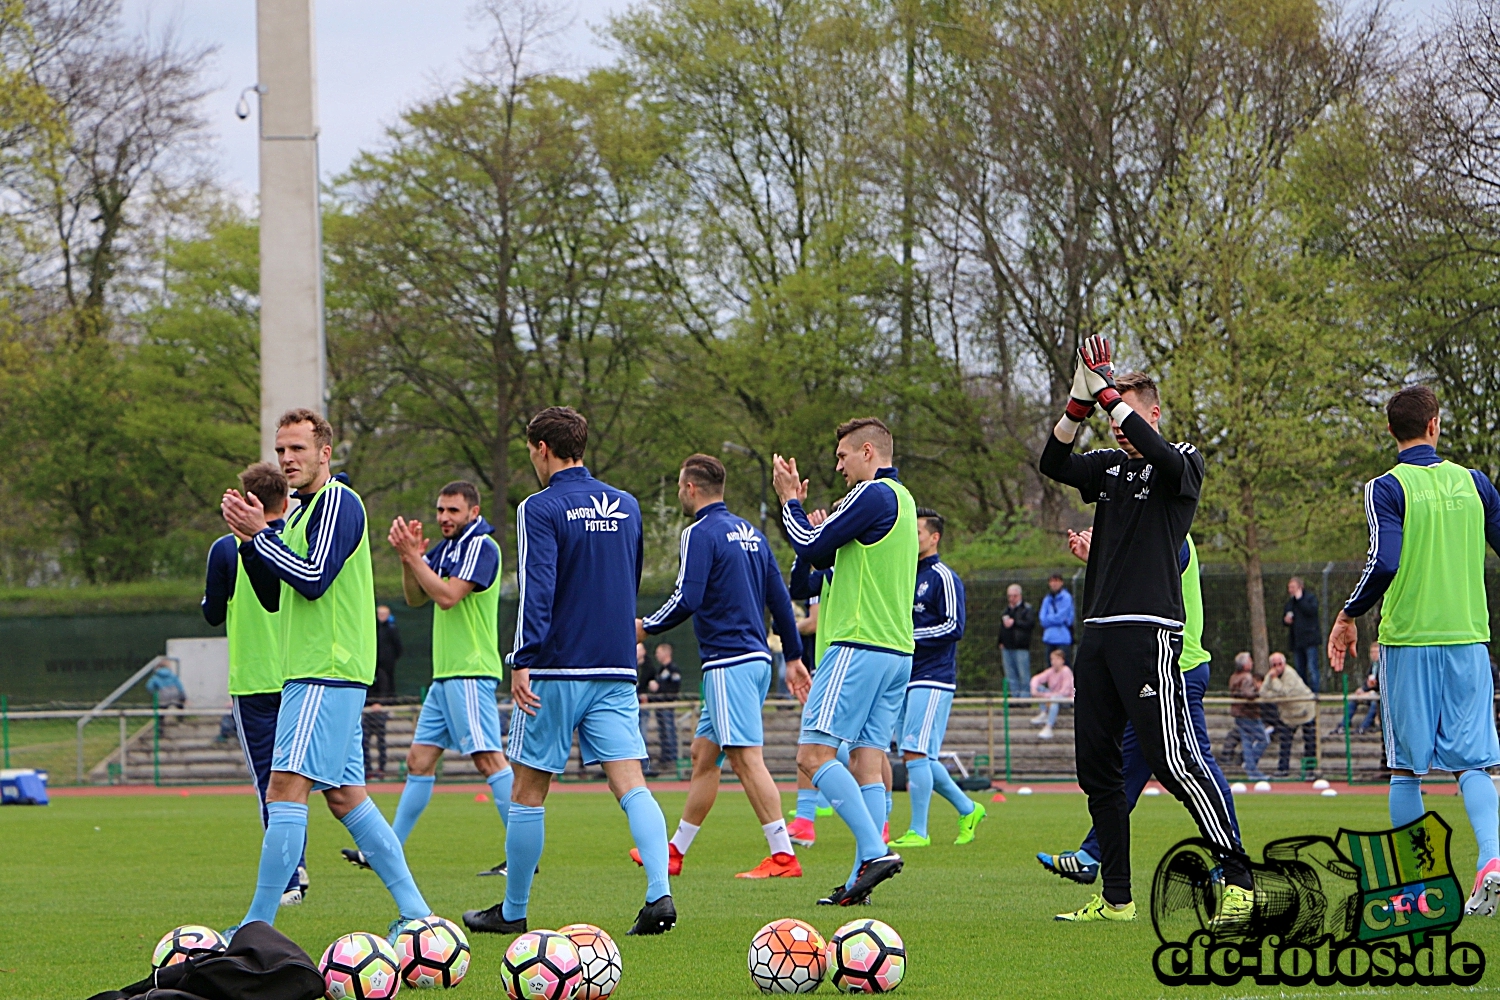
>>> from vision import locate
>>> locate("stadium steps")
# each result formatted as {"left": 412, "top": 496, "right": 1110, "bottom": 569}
{"left": 100, "top": 699, "right": 1395, "bottom": 785}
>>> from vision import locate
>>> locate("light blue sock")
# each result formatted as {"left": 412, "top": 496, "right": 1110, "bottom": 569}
{"left": 906, "top": 758, "right": 933, "bottom": 838}
{"left": 1389, "top": 774, "right": 1424, "bottom": 827}
{"left": 813, "top": 760, "right": 884, "bottom": 867}
{"left": 836, "top": 744, "right": 851, "bottom": 767}
{"left": 931, "top": 760, "right": 977, "bottom": 816}
{"left": 848, "top": 782, "right": 890, "bottom": 888}
{"left": 487, "top": 767, "right": 513, "bottom": 828}
{"left": 885, "top": 789, "right": 893, "bottom": 820}
{"left": 1074, "top": 847, "right": 1097, "bottom": 866}
{"left": 392, "top": 774, "right": 436, "bottom": 844}
{"left": 816, "top": 792, "right": 831, "bottom": 811}
{"left": 342, "top": 798, "right": 430, "bottom": 920}
{"left": 795, "top": 789, "right": 818, "bottom": 823}
{"left": 503, "top": 805, "right": 546, "bottom": 922}
{"left": 1459, "top": 770, "right": 1500, "bottom": 869}
{"left": 244, "top": 802, "right": 307, "bottom": 927}
{"left": 621, "top": 786, "right": 671, "bottom": 903}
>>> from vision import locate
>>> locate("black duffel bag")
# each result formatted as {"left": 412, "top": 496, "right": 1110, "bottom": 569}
{"left": 86, "top": 921, "right": 323, "bottom": 1000}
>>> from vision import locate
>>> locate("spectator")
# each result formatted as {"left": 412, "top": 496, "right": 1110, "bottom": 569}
{"left": 635, "top": 642, "right": 656, "bottom": 775}
{"left": 1028, "top": 648, "right": 1075, "bottom": 740}
{"left": 1260, "top": 652, "right": 1316, "bottom": 777}
{"left": 1038, "top": 573, "right": 1075, "bottom": 665}
{"left": 1220, "top": 651, "right": 1253, "bottom": 760}
{"left": 374, "top": 605, "right": 402, "bottom": 698}
{"left": 652, "top": 642, "right": 682, "bottom": 769}
{"left": 145, "top": 662, "right": 186, "bottom": 710}
{"left": 1229, "top": 654, "right": 1269, "bottom": 779}
{"left": 363, "top": 702, "right": 390, "bottom": 780}
{"left": 1340, "top": 641, "right": 1382, "bottom": 734}
{"left": 997, "top": 583, "right": 1035, "bottom": 696}
{"left": 769, "top": 630, "right": 788, "bottom": 697}
{"left": 1283, "top": 577, "right": 1322, "bottom": 692}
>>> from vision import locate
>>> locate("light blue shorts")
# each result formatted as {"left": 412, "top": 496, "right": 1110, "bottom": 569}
{"left": 1380, "top": 643, "right": 1500, "bottom": 774}
{"left": 898, "top": 686, "right": 955, "bottom": 759}
{"left": 272, "top": 681, "right": 366, "bottom": 790}
{"left": 507, "top": 679, "right": 647, "bottom": 774}
{"left": 801, "top": 645, "right": 911, "bottom": 750}
{"left": 413, "top": 676, "right": 505, "bottom": 755}
{"left": 695, "top": 659, "right": 771, "bottom": 748}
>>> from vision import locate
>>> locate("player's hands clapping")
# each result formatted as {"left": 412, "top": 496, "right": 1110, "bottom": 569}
{"left": 221, "top": 489, "right": 269, "bottom": 541}
{"left": 388, "top": 516, "right": 426, "bottom": 561}
{"left": 784, "top": 658, "right": 811, "bottom": 704}
{"left": 771, "top": 455, "right": 808, "bottom": 506}
{"left": 1079, "top": 335, "right": 1122, "bottom": 409}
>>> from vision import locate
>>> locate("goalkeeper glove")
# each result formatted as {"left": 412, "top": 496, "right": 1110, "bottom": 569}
{"left": 1079, "top": 335, "right": 1123, "bottom": 411}
{"left": 1064, "top": 354, "right": 1096, "bottom": 422}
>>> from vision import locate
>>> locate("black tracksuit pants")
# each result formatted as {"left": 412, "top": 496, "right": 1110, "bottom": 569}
{"left": 1073, "top": 624, "right": 1248, "bottom": 903}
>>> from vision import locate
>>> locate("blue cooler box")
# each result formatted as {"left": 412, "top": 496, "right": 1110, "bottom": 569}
{"left": 1, "top": 769, "right": 49, "bottom": 805}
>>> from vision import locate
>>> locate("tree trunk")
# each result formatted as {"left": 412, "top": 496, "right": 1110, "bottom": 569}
{"left": 1241, "top": 480, "right": 1269, "bottom": 672}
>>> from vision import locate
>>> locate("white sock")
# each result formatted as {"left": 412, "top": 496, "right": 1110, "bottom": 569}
{"left": 763, "top": 819, "right": 794, "bottom": 857}
{"left": 670, "top": 819, "right": 701, "bottom": 855}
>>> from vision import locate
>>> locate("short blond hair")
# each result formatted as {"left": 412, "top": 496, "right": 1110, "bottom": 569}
{"left": 278, "top": 407, "right": 333, "bottom": 450}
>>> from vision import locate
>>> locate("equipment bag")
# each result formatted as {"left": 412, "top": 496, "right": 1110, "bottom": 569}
{"left": 85, "top": 920, "right": 324, "bottom": 1000}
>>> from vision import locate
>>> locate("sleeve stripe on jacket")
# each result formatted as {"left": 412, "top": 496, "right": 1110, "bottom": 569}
{"left": 1346, "top": 478, "right": 1382, "bottom": 611}
{"left": 510, "top": 496, "right": 531, "bottom": 655}
{"left": 254, "top": 485, "right": 343, "bottom": 582}
{"left": 782, "top": 479, "right": 873, "bottom": 546}
{"left": 913, "top": 563, "right": 961, "bottom": 640}
{"left": 644, "top": 521, "right": 697, "bottom": 629}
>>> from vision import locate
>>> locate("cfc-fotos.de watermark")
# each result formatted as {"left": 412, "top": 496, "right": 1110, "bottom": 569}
{"left": 1150, "top": 813, "right": 1486, "bottom": 987}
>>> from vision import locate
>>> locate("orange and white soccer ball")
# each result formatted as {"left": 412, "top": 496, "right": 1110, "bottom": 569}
{"left": 748, "top": 918, "right": 827, "bottom": 993}
{"left": 558, "top": 923, "right": 621, "bottom": 999}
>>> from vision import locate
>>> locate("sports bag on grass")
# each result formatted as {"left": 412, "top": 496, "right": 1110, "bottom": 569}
{"left": 85, "top": 920, "right": 324, "bottom": 1000}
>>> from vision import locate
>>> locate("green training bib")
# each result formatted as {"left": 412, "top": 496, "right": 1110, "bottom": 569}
{"left": 227, "top": 540, "right": 283, "bottom": 695}
{"left": 1379, "top": 461, "right": 1489, "bottom": 646}
{"left": 431, "top": 535, "right": 504, "bottom": 680}
{"left": 280, "top": 480, "right": 378, "bottom": 684}
{"left": 819, "top": 478, "right": 919, "bottom": 655}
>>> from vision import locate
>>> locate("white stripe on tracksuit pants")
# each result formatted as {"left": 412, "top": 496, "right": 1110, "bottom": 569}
{"left": 1071, "top": 623, "right": 1248, "bottom": 903}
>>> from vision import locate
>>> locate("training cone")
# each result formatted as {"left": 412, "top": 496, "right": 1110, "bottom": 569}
{"left": 991, "top": 792, "right": 1006, "bottom": 803}
{"left": 475, "top": 793, "right": 489, "bottom": 803}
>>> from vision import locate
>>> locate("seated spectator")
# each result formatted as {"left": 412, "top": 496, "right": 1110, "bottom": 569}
{"left": 1338, "top": 641, "right": 1382, "bottom": 734}
{"left": 1260, "top": 651, "right": 1316, "bottom": 776}
{"left": 1229, "top": 654, "right": 1269, "bottom": 779}
{"left": 145, "top": 663, "right": 186, "bottom": 710}
{"left": 1028, "top": 648, "right": 1074, "bottom": 740}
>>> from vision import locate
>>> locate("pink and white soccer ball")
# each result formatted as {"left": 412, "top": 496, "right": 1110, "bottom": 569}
{"left": 827, "top": 919, "right": 906, "bottom": 993}
{"left": 320, "top": 931, "right": 403, "bottom": 1000}
{"left": 152, "top": 925, "right": 228, "bottom": 968}
{"left": 393, "top": 915, "right": 470, "bottom": 989}
{"left": 501, "top": 929, "right": 583, "bottom": 1000}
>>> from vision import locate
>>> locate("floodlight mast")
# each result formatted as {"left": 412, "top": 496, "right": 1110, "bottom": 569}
{"left": 255, "top": 0, "right": 326, "bottom": 461}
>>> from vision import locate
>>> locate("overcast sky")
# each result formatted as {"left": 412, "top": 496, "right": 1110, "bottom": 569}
{"left": 123, "top": 0, "right": 1451, "bottom": 200}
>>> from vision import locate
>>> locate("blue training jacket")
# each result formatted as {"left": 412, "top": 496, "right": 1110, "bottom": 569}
{"left": 202, "top": 519, "right": 285, "bottom": 626}
{"left": 642, "top": 501, "right": 803, "bottom": 669}
{"left": 1345, "top": 445, "right": 1500, "bottom": 617}
{"left": 424, "top": 515, "right": 501, "bottom": 590}
{"left": 911, "top": 553, "right": 965, "bottom": 690}
{"left": 239, "top": 473, "right": 364, "bottom": 613}
{"left": 780, "top": 467, "right": 903, "bottom": 570}
{"left": 509, "top": 466, "right": 643, "bottom": 682}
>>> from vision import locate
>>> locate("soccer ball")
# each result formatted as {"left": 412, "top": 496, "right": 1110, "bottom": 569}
{"left": 319, "top": 932, "right": 403, "bottom": 1000}
{"left": 500, "top": 929, "right": 583, "bottom": 1000}
{"left": 394, "top": 915, "right": 470, "bottom": 989}
{"left": 827, "top": 919, "right": 906, "bottom": 993}
{"left": 558, "top": 923, "right": 622, "bottom": 999}
{"left": 748, "top": 918, "right": 827, "bottom": 993}
{"left": 152, "top": 925, "right": 228, "bottom": 968}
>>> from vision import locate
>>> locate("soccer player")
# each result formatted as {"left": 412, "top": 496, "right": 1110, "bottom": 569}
{"left": 202, "top": 461, "right": 307, "bottom": 906}
{"left": 1329, "top": 386, "right": 1500, "bottom": 916}
{"left": 1038, "top": 338, "right": 1252, "bottom": 927}
{"left": 632, "top": 454, "right": 809, "bottom": 879}
{"left": 463, "top": 406, "right": 675, "bottom": 937}
{"left": 772, "top": 416, "right": 916, "bottom": 906}
{"left": 786, "top": 559, "right": 833, "bottom": 847}
{"left": 340, "top": 481, "right": 515, "bottom": 874}
{"left": 221, "top": 408, "right": 431, "bottom": 937}
{"left": 1036, "top": 529, "right": 1239, "bottom": 885}
{"left": 889, "top": 508, "right": 987, "bottom": 849}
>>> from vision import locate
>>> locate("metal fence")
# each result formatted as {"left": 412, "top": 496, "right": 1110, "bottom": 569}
{"left": 7, "top": 686, "right": 1412, "bottom": 788}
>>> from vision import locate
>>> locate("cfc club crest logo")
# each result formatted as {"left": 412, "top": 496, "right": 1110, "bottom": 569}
{"left": 1151, "top": 813, "right": 1483, "bottom": 988}
{"left": 565, "top": 493, "right": 631, "bottom": 531}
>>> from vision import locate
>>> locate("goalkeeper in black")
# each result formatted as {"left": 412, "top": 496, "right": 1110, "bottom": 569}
{"left": 1039, "top": 335, "right": 1252, "bottom": 929}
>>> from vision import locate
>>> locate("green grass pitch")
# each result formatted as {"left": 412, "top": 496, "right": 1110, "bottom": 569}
{"left": 6, "top": 786, "right": 1499, "bottom": 998}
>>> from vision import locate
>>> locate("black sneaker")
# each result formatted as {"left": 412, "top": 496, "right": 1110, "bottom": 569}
{"left": 478, "top": 861, "right": 508, "bottom": 877}
{"left": 342, "top": 848, "right": 371, "bottom": 870}
{"left": 626, "top": 895, "right": 676, "bottom": 935}
{"left": 815, "top": 885, "right": 872, "bottom": 906}
{"left": 842, "top": 853, "right": 903, "bottom": 905}
{"left": 462, "top": 904, "right": 527, "bottom": 935}
{"left": 297, "top": 865, "right": 310, "bottom": 894}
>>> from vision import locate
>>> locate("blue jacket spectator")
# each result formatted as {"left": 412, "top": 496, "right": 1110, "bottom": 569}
{"left": 1038, "top": 576, "right": 1075, "bottom": 649}
{"left": 145, "top": 664, "right": 186, "bottom": 708}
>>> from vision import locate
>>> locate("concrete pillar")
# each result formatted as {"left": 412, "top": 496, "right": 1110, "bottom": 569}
{"left": 257, "top": 0, "right": 325, "bottom": 461}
